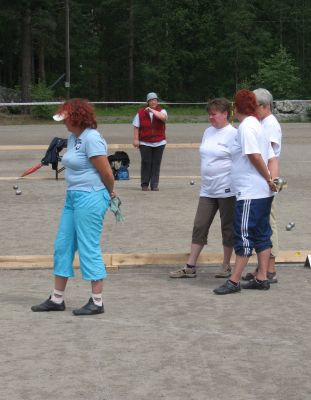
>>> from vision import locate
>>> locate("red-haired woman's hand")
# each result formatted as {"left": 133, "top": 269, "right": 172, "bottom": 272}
{"left": 267, "top": 178, "right": 277, "bottom": 192}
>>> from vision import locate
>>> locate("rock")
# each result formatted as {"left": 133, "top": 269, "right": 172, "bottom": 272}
{"left": 273, "top": 100, "right": 311, "bottom": 121}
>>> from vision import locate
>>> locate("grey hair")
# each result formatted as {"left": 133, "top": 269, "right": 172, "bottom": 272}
{"left": 253, "top": 88, "right": 273, "bottom": 110}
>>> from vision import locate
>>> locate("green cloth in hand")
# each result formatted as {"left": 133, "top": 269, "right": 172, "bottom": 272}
{"left": 110, "top": 196, "right": 124, "bottom": 223}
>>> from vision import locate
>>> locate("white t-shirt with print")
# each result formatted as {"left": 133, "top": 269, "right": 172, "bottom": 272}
{"left": 200, "top": 124, "right": 237, "bottom": 198}
{"left": 132, "top": 109, "right": 167, "bottom": 147}
{"left": 261, "top": 114, "right": 282, "bottom": 158}
{"left": 231, "top": 116, "right": 274, "bottom": 200}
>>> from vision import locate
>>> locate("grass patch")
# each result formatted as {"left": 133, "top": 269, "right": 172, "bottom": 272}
{"left": 94, "top": 104, "right": 208, "bottom": 123}
{"left": 95, "top": 104, "right": 207, "bottom": 117}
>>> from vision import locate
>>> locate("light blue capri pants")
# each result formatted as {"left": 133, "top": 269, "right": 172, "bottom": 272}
{"left": 54, "top": 189, "right": 110, "bottom": 281}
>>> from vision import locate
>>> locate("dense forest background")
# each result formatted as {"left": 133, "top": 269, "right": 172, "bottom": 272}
{"left": 0, "top": 0, "right": 310, "bottom": 103}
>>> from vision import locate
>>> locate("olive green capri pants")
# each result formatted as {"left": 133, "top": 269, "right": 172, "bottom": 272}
{"left": 192, "top": 196, "right": 236, "bottom": 247}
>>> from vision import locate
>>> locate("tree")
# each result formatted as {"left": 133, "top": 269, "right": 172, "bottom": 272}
{"left": 0, "top": 0, "right": 311, "bottom": 102}
{"left": 253, "top": 46, "right": 302, "bottom": 99}
{"left": 21, "top": 5, "right": 32, "bottom": 108}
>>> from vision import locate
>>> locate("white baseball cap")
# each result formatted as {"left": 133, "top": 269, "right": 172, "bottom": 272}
{"left": 53, "top": 113, "right": 66, "bottom": 121}
{"left": 146, "top": 92, "right": 158, "bottom": 102}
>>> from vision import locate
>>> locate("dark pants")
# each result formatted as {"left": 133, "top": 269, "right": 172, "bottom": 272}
{"left": 192, "top": 196, "right": 236, "bottom": 247}
{"left": 139, "top": 144, "right": 165, "bottom": 189}
{"left": 234, "top": 197, "right": 273, "bottom": 257}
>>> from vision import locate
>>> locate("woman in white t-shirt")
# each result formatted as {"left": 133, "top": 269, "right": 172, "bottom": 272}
{"left": 241, "top": 88, "right": 283, "bottom": 284}
{"left": 214, "top": 90, "right": 277, "bottom": 295}
{"left": 170, "top": 98, "right": 237, "bottom": 279}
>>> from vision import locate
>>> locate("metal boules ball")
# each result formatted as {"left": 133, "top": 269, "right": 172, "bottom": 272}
{"left": 15, "top": 189, "right": 22, "bottom": 195}
{"left": 285, "top": 222, "right": 295, "bottom": 231}
{"left": 190, "top": 180, "right": 195, "bottom": 185}
{"left": 273, "top": 177, "right": 288, "bottom": 191}
{"left": 13, "top": 184, "right": 19, "bottom": 190}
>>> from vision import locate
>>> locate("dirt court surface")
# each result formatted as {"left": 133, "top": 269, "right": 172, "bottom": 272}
{"left": 0, "top": 122, "right": 311, "bottom": 399}
{"left": 1, "top": 265, "right": 311, "bottom": 400}
{"left": 0, "top": 122, "right": 311, "bottom": 255}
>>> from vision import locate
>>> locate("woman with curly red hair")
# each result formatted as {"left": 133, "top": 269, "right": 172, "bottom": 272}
{"left": 214, "top": 90, "right": 277, "bottom": 295}
{"left": 31, "top": 98, "right": 115, "bottom": 315}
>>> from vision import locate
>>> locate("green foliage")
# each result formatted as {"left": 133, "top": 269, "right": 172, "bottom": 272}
{"left": 95, "top": 104, "right": 206, "bottom": 118}
{"left": 31, "top": 83, "right": 56, "bottom": 119}
{"left": 236, "top": 78, "right": 252, "bottom": 91}
{"left": 1, "top": 0, "right": 311, "bottom": 101}
{"left": 253, "top": 47, "right": 302, "bottom": 99}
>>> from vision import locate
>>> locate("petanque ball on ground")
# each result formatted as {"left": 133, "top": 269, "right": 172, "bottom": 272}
{"left": 285, "top": 223, "right": 292, "bottom": 231}
{"left": 13, "top": 184, "right": 18, "bottom": 190}
{"left": 190, "top": 180, "right": 195, "bottom": 185}
{"left": 15, "top": 190, "right": 22, "bottom": 195}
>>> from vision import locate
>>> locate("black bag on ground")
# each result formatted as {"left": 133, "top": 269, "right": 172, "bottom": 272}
{"left": 108, "top": 151, "right": 130, "bottom": 180}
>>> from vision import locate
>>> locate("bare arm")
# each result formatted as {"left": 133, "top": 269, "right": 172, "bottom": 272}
{"left": 90, "top": 155, "right": 114, "bottom": 194}
{"left": 268, "top": 156, "right": 279, "bottom": 179}
{"left": 145, "top": 107, "right": 167, "bottom": 122}
{"left": 133, "top": 126, "right": 140, "bottom": 148}
{"left": 268, "top": 141, "right": 280, "bottom": 178}
{"left": 247, "top": 153, "right": 276, "bottom": 191}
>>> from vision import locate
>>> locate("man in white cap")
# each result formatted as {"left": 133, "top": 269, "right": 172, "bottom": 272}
{"left": 132, "top": 92, "right": 168, "bottom": 191}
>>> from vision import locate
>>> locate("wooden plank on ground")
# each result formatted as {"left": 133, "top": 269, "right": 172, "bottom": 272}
{"left": 0, "top": 254, "right": 113, "bottom": 269}
{"left": 0, "top": 145, "right": 47, "bottom": 151}
{"left": 0, "top": 175, "right": 201, "bottom": 181}
{"left": 111, "top": 251, "right": 311, "bottom": 267}
{"left": 0, "top": 143, "right": 201, "bottom": 151}
{"left": 0, "top": 251, "right": 309, "bottom": 270}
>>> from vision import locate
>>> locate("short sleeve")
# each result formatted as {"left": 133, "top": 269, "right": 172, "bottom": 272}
{"left": 85, "top": 131, "right": 107, "bottom": 158}
{"left": 269, "top": 126, "right": 282, "bottom": 157}
{"left": 132, "top": 113, "right": 140, "bottom": 127}
{"left": 241, "top": 125, "right": 260, "bottom": 155}
{"left": 268, "top": 143, "right": 275, "bottom": 160}
{"left": 160, "top": 109, "right": 168, "bottom": 119}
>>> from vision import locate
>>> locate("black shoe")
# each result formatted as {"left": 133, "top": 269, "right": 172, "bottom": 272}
{"left": 242, "top": 266, "right": 259, "bottom": 281}
{"left": 242, "top": 272, "right": 256, "bottom": 281}
{"left": 31, "top": 296, "right": 65, "bottom": 312}
{"left": 242, "top": 279, "right": 270, "bottom": 290}
{"left": 72, "top": 297, "right": 104, "bottom": 316}
{"left": 267, "top": 272, "right": 278, "bottom": 284}
{"left": 213, "top": 280, "right": 241, "bottom": 295}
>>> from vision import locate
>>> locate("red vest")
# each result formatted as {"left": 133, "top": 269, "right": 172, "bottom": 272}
{"left": 138, "top": 106, "right": 166, "bottom": 142}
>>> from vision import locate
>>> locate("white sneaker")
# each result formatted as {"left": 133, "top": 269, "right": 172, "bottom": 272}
{"left": 169, "top": 267, "right": 196, "bottom": 278}
{"left": 214, "top": 264, "right": 231, "bottom": 278}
